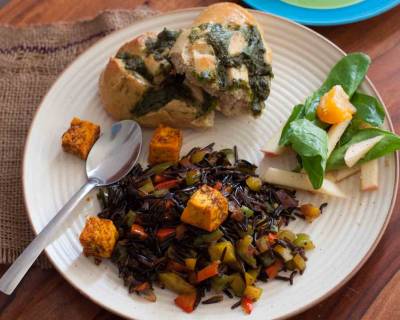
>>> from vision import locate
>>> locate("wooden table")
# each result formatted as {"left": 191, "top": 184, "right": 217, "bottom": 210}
{"left": 0, "top": 1, "right": 399, "bottom": 319}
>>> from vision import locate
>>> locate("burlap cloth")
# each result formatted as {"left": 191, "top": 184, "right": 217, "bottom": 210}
{"left": 0, "top": 6, "right": 157, "bottom": 268}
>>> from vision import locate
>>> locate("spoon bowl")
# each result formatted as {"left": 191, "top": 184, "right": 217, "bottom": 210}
{"left": 87, "top": 120, "right": 142, "bottom": 185}
{"left": 0, "top": 120, "right": 142, "bottom": 295}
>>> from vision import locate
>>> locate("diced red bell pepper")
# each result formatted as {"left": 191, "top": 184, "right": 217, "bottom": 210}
{"left": 196, "top": 261, "right": 220, "bottom": 282}
{"left": 154, "top": 179, "right": 180, "bottom": 190}
{"left": 265, "top": 259, "right": 283, "bottom": 279}
{"left": 156, "top": 228, "right": 176, "bottom": 241}
{"left": 130, "top": 224, "right": 148, "bottom": 240}
{"left": 154, "top": 174, "right": 168, "bottom": 184}
{"left": 268, "top": 233, "right": 278, "bottom": 244}
{"left": 241, "top": 296, "right": 254, "bottom": 314}
{"left": 175, "top": 293, "right": 197, "bottom": 313}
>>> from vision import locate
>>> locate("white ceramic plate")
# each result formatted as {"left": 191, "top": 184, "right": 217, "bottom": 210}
{"left": 23, "top": 8, "right": 398, "bottom": 320}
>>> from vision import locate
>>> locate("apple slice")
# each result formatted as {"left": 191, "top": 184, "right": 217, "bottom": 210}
{"left": 344, "top": 135, "right": 384, "bottom": 168}
{"left": 330, "top": 166, "right": 360, "bottom": 182}
{"left": 360, "top": 159, "right": 379, "bottom": 191}
{"left": 262, "top": 167, "right": 346, "bottom": 198}
{"left": 327, "top": 120, "right": 351, "bottom": 157}
{"left": 261, "top": 126, "right": 286, "bottom": 156}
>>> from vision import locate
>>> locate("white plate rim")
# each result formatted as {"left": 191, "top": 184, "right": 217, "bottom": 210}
{"left": 21, "top": 7, "right": 399, "bottom": 319}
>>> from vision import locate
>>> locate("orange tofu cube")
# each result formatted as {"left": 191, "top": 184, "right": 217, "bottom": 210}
{"left": 79, "top": 216, "right": 118, "bottom": 258}
{"left": 181, "top": 185, "right": 228, "bottom": 232}
{"left": 62, "top": 117, "right": 100, "bottom": 160}
{"left": 148, "top": 125, "right": 182, "bottom": 165}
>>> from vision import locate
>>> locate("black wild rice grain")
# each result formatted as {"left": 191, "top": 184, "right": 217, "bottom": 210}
{"left": 289, "top": 271, "right": 297, "bottom": 285}
{"left": 223, "top": 289, "right": 233, "bottom": 299}
{"left": 202, "top": 295, "right": 224, "bottom": 304}
{"left": 231, "top": 300, "right": 242, "bottom": 310}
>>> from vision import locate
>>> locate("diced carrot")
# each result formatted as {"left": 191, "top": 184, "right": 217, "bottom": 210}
{"left": 265, "top": 259, "right": 283, "bottom": 279}
{"left": 133, "top": 282, "right": 150, "bottom": 292}
{"left": 156, "top": 228, "right": 176, "bottom": 241}
{"left": 174, "top": 293, "right": 197, "bottom": 313}
{"left": 267, "top": 233, "right": 278, "bottom": 244}
{"left": 155, "top": 179, "right": 180, "bottom": 190}
{"left": 154, "top": 174, "right": 168, "bottom": 184}
{"left": 196, "top": 261, "right": 220, "bottom": 282}
{"left": 130, "top": 224, "right": 148, "bottom": 240}
{"left": 167, "top": 260, "right": 188, "bottom": 273}
{"left": 214, "top": 181, "right": 223, "bottom": 190}
{"left": 241, "top": 296, "right": 254, "bottom": 314}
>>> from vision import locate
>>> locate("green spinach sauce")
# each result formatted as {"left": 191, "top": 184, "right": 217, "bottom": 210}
{"left": 118, "top": 28, "right": 215, "bottom": 119}
{"left": 117, "top": 29, "right": 181, "bottom": 81}
{"left": 145, "top": 28, "right": 181, "bottom": 61}
{"left": 116, "top": 52, "right": 153, "bottom": 82}
{"left": 189, "top": 23, "right": 273, "bottom": 115}
{"left": 132, "top": 74, "right": 216, "bottom": 118}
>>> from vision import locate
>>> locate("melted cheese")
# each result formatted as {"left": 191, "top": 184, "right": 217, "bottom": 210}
{"left": 227, "top": 65, "right": 249, "bottom": 84}
{"left": 228, "top": 31, "right": 247, "bottom": 56}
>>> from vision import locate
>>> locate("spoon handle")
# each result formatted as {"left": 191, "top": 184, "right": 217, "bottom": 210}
{"left": 0, "top": 179, "right": 98, "bottom": 295}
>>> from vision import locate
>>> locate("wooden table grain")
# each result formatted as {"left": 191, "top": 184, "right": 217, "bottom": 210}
{"left": 0, "top": 1, "right": 399, "bottom": 319}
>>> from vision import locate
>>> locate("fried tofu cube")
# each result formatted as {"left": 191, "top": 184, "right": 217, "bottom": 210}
{"left": 79, "top": 216, "right": 118, "bottom": 258}
{"left": 181, "top": 185, "right": 228, "bottom": 232}
{"left": 148, "top": 125, "right": 182, "bottom": 165}
{"left": 62, "top": 117, "right": 100, "bottom": 160}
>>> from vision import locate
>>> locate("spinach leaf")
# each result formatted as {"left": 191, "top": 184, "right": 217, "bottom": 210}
{"left": 351, "top": 92, "right": 385, "bottom": 127}
{"left": 338, "top": 118, "right": 363, "bottom": 146}
{"left": 304, "top": 53, "right": 371, "bottom": 120}
{"left": 327, "top": 128, "right": 400, "bottom": 170}
{"left": 286, "top": 119, "right": 328, "bottom": 189}
{"left": 279, "top": 104, "right": 305, "bottom": 146}
{"left": 132, "top": 74, "right": 215, "bottom": 117}
{"left": 339, "top": 92, "right": 385, "bottom": 146}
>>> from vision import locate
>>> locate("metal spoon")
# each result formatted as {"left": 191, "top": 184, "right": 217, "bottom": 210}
{"left": 0, "top": 120, "right": 142, "bottom": 295}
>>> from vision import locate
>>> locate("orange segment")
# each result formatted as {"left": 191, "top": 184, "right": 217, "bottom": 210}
{"left": 317, "top": 85, "right": 356, "bottom": 124}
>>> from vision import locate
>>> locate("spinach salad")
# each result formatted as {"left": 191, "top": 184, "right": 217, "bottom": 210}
{"left": 276, "top": 53, "right": 400, "bottom": 189}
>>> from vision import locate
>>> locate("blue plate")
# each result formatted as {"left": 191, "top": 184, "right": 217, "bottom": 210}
{"left": 242, "top": 0, "right": 400, "bottom": 26}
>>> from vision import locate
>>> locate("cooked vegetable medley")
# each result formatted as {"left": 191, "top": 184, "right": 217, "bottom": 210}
{"left": 83, "top": 144, "right": 322, "bottom": 314}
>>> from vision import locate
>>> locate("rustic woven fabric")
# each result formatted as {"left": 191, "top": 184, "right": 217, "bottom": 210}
{"left": 0, "top": 7, "right": 156, "bottom": 268}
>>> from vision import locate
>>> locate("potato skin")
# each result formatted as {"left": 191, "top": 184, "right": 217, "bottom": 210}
{"left": 61, "top": 117, "right": 100, "bottom": 160}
